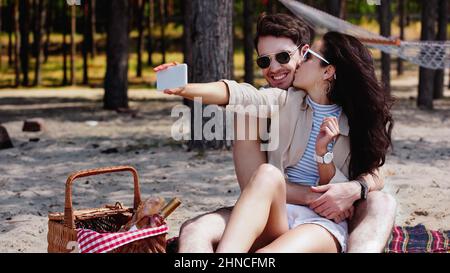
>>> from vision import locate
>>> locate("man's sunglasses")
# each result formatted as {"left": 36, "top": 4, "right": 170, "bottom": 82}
{"left": 256, "top": 44, "right": 302, "bottom": 69}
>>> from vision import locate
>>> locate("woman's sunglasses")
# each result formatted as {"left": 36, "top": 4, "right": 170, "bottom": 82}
{"left": 303, "top": 49, "right": 336, "bottom": 80}
{"left": 302, "top": 48, "right": 330, "bottom": 64}
{"left": 256, "top": 44, "right": 302, "bottom": 69}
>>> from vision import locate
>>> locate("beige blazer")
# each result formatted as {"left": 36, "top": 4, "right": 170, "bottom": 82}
{"left": 223, "top": 80, "right": 351, "bottom": 184}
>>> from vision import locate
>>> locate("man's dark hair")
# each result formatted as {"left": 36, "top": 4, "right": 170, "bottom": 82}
{"left": 254, "top": 12, "right": 312, "bottom": 52}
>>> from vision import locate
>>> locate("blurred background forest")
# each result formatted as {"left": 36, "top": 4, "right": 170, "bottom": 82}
{"left": 0, "top": 1, "right": 448, "bottom": 104}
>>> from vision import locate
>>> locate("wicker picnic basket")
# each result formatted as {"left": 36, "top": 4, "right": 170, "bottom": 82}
{"left": 47, "top": 165, "right": 176, "bottom": 253}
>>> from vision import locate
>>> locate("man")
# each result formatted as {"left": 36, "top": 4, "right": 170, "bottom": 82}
{"left": 176, "top": 13, "right": 397, "bottom": 253}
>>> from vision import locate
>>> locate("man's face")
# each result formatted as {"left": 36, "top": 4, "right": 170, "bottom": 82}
{"left": 257, "top": 36, "right": 304, "bottom": 90}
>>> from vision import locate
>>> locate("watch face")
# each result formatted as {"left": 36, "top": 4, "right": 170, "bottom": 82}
{"left": 324, "top": 152, "right": 333, "bottom": 164}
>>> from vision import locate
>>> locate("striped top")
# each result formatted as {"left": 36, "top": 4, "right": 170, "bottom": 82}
{"left": 285, "top": 96, "right": 342, "bottom": 186}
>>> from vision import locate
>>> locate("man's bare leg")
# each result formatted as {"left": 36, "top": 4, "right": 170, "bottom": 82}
{"left": 347, "top": 191, "right": 397, "bottom": 253}
{"left": 178, "top": 207, "right": 232, "bottom": 253}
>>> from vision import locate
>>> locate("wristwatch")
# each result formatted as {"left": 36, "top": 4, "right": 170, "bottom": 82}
{"left": 355, "top": 179, "right": 368, "bottom": 200}
{"left": 315, "top": 151, "right": 334, "bottom": 164}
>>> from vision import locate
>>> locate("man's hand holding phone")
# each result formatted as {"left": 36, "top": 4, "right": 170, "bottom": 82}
{"left": 154, "top": 62, "right": 188, "bottom": 95}
{"left": 153, "top": 62, "right": 229, "bottom": 105}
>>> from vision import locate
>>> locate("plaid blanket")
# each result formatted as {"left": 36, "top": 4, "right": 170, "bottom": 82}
{"left": 167, "top": 225, "right": 450, "bottom": 253}
{"left": 385, "top": 224, "right": 450, "bottom": 253}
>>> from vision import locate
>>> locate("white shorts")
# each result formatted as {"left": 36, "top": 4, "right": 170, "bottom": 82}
{"left": 286, "top": 204, "right": 348, "bottom": 252}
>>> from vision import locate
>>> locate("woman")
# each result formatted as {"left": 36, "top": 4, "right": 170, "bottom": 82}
{"left": 158, "top": 32, "right": 394, "bottom": 252}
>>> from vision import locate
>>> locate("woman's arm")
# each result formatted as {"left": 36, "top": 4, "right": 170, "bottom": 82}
{"left": 316, "top": 160, "right": 336, "bottom": 185}
{"left": 315, "top": 117, "right": 340, "bottom": 185}
{"left": 358, "top": 168, "right": 384, "bottom": 191}
{"left": 164, "top": 82, "right": 230, "bottom": 105}
{"left": 286, "top": 182, "right": 323, "bottom": 205}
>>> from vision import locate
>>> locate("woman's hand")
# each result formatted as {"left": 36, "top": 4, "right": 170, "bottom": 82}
{"left": 332, "top": 206, "right": 354, "bottom": 223}
{"left": 315, "top": 117, "right": 340, "bottom": 155}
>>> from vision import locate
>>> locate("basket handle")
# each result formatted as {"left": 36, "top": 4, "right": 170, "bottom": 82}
{"left": 64, "top": 166, "right": 142, "bottom": 229}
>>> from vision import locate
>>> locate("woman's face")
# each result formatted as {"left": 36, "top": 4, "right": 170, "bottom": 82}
{"left": 293, "top": 39, "right": 329, "bottom": 92}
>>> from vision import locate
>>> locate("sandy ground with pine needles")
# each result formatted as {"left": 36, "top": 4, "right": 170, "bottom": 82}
{"left": 0, "top": 70, "right": 449, "bottom": 253}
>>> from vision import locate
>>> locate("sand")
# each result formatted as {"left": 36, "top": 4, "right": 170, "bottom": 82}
{"left": 0, "top": 72, "right": 449, "bottom": 253}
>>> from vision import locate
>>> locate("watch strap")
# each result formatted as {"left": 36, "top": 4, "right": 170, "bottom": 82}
{"left": 315, "top": 152, "right": 333, "bottom": 164}
{"left": 356, "top": 179, "right": 368, "bottom": 200}
{"left": 314, "top": 154, "right": 324, "bottom": 164}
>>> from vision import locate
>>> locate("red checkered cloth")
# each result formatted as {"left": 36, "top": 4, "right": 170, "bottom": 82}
{"left": 76, "top": 224, "right": 169, "bottom": 253}
{"left": 385, "top": 225, "right": 450, "bottom": 253}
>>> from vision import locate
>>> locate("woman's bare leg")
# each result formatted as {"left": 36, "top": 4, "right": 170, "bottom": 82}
{"left": 255, "top": 224, "right": 340, "bottom": 253}
{"left": 177, "top": 118, "right": 268, "bottom": 253}
{"left": 215, "top": 164, "right": 289, "bottom": 253}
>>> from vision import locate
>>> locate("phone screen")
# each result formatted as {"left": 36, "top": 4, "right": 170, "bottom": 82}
{"left": 156, "top": 64, "right": 188, "bottom": 91}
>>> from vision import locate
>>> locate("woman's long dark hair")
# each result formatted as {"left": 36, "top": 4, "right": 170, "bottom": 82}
{"left": 321, "top": 31, "right": 394, "bottom": 180}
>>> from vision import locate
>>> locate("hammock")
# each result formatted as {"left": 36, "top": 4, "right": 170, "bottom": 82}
{"left": 279, "top": 0, "right": 450, "bottom": 70}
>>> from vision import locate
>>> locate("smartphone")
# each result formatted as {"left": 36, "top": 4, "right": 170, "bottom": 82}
{"left": 156, "top": 63, "right": 188, "bottom": 91}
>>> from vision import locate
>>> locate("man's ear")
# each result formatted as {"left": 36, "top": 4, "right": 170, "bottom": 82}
{"left": 300, "top": 44, "right": 309, "bottom": 58}
{"left": 323, "top": 65, "right": 336, "bottom": 81}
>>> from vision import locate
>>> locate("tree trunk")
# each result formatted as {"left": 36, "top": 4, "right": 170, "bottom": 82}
{"left": 31, "top": 0, "right": 37, "bottom": 58}
{"left": 13, "top": 0, "right": 20, "bottom": 86}
{"left": 182, "top": 0, "right": 192, "bottom": 70}
{"left": 326, "top": 1, "right": 346, "bottom": 20}
{"left": 166, "top": 0, "right": 174, "bottom": 17}
{"left": 19, "top": 0, "right": 30, "bottom": 86}
{"left": 70, "top": 5, "right": 76, "bottom": 86}
{"left": 433, "top": 0, "right": 447, "bottom": 99}
{"left": 243, "top": 0, "right": 254, "bottom": 85}
{"left": 104, "top": 0, "right": 129, "bottom": 110}
{"left": 62, "top": 5, "right": 68, "bottom": 86}
{"left": 136, "top": 0, "right": 144, "bottom": 77}
{"left": 267, "top": 0, "right": 278, "bottom": 13}
{"left": 418, "top": 0, "right": 437, "bottom": 109}
{"left": 377, "top": 0, "right": 391, "bottom": 93}
{"left": 147, "top": 0, "right": 154, "bottom": 66}
{"left": 0, "top": 0, "right": 2, "bottom": 69}
{"left": 33, "top": 0, "right": 46, "bottom": 86}
{"left": 182, "top": 0, "right": 192, "bottom": 108}
{"left": 159, "top": 0, "right": 166, "bottom": 64}
{"left": 82, "top": 1, "right": 89, "bottom": 85}
{"left": 327, "top": 0, "right": 341, "bottom": 17}
{"left": 43, "top": 0, "right": 52, "bottom": 63}
{"left": 397, "top": 0, "right": 405, "bottom": 75}
{"left": 188, "top": 0, "right": 234, "bottom": 151}
{"left": 339, "top": 0, "right": 346, "bottom": 19}
{"left": 8, "top": 1, "right": 13, "bottom": 66}
{"left": 89, "top": 0, "right": 96, "bottom": 58}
